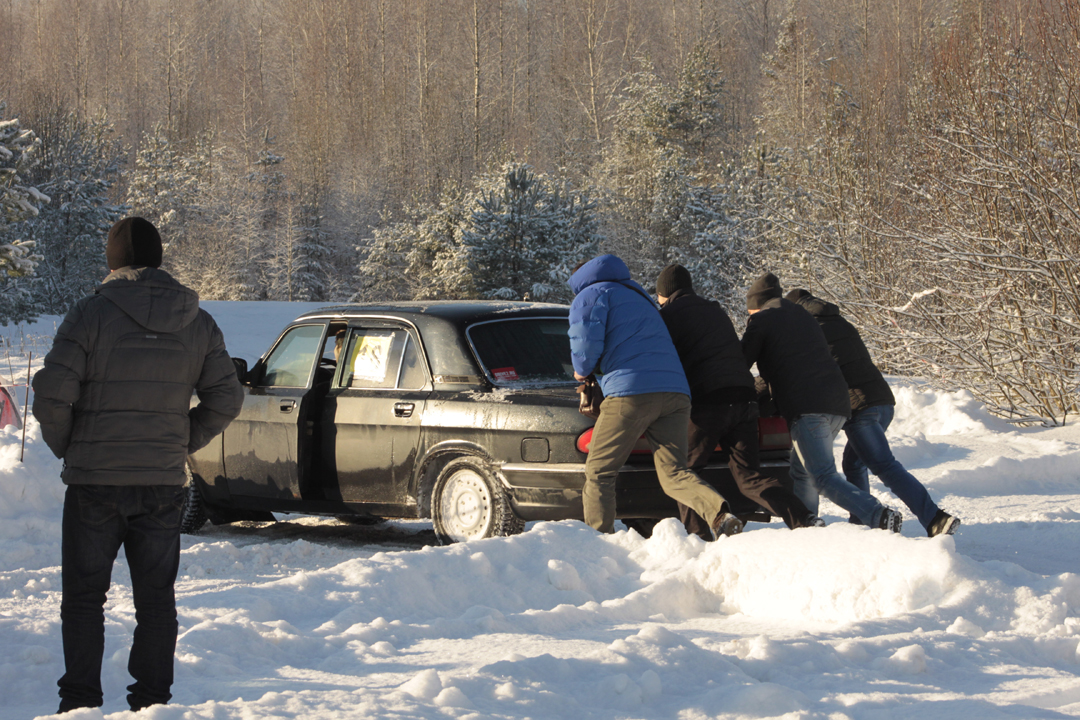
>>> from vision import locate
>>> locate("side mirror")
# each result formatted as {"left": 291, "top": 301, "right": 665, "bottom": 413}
{"left": 232, "top": 357, "right": 249, "bottom": 383}
{"left": 246, "top": 359, "right": 267, "bottom": 387}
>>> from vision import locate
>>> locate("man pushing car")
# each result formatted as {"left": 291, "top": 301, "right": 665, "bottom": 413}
{"left": 567, "top": 254, "right": 743, "bottom": 538}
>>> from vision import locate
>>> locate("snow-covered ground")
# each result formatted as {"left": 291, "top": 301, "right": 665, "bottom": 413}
{"left": 1, "top": 302, "right": 1079, "bottom": 719}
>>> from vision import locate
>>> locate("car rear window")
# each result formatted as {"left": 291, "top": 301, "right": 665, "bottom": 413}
{"left": 467, "top": 318, "right": 575, "bottom": 385}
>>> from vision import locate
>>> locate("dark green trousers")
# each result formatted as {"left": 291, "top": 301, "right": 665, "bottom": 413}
{"left": 583, "top": 392, "right": 728, "bottom": 533}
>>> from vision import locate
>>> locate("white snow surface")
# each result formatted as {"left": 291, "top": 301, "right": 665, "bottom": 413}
{"left": 1, "top": 302, "right": 1080, "bottom": 719}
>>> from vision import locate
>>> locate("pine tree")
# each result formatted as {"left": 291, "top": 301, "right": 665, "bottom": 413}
{"left": 464, "top": 163, "right": 600, "bottom": 303}
{"left": 596, "top": 48, "right": 732, "bottom": 284}
{"left": 0, "top": 106, "right": 47, "bottom": 323}
{"left": 19, "top": 112, "right": 126, "bottom": 314}
{"left": 126, "top": 125, "right": 212, "bottom": 262}
{"left": 354, "top": 183, "right": 475, "bottom": 302}
{"left": 289, "top": 197, "right": 331, "bottom": 302}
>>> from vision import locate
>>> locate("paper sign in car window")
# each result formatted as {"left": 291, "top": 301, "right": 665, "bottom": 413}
{"left": 492, "top": 367, "right": 519, "bottom": 382}
{"left": 351, "top": 332, "right": 395, "bottom": 382}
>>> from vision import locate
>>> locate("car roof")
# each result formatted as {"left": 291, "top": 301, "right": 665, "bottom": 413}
{"left": 294, "top": 300, "right": 570, "bottom": 324}
{"left": 290, "top": 301, "right": 571, "bottom": 387}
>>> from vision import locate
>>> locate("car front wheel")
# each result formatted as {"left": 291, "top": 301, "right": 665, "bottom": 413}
{"left": 432, "top": 457, "right": 523, "bottom": 544}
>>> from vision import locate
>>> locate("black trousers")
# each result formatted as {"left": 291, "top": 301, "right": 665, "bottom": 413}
{"left": 680, "top": 401, "right": 813, "bottom": 537}
{"left": 58, "top": 484, "right": 185, "bottom": 713}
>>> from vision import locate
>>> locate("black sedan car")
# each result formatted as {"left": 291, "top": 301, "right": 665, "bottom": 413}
{"left": 184, "top": 301, "right": 793, "bottom": 543}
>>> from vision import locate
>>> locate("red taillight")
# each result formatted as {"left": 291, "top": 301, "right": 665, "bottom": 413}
{"left": 576, "top": 428, "right": 593, "bottom": 454}
{"left": 576, "top": 428, "right": 651, "bottom": 454}
{"left": 759, "top": 416, "right": 791, "bottom": 450}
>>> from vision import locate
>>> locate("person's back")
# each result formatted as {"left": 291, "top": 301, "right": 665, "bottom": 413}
{"left": 568, "top": 254, "right": 688, "bottom": 398}
{"left": 32, "top": 217, "right": 243, "bottom": 714}
{"left": 39, "top": 266, "right": 240, "bottom": 485}
{"left": 659, "top": 287, "right": 754, "bottom": 402}
{"left": 741, "top": 295, "right": 849, "bottom": 422}
{"left": 786, "top": 292, "right": 894, "bottom": 413}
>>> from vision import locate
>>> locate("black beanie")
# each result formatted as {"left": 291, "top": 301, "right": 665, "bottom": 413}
{"left": 746, "top": 272, "right": 783, "bottom": 310}
{"left": 655, "top": 264, "right": 693, "bottom": 297}
{"left": 106, "top": 217, "right": 163, "bottom": 270}
{"left": 785, "top": 288, "right": 812, "bottom": 303}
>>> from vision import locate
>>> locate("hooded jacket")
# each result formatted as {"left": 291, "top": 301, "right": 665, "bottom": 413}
{"left": 32, "top": 267, "right": 244, "bottom": 486}
{"left": 741, "top": 297, "right": 850, "bottom": 422}
{"left": 568, "top": 255, "right": 690, "bottom": 398}
{"left": 790, "top": 294, "right": 895, "bottom": 412}
{"left": 659, "top": 288, "right": 755, "bottom": 404}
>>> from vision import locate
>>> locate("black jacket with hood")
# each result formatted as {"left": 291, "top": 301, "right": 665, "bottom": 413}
{"left": 741, "top": 297, "right": 850, "bottom": 422}
{"left": 32, "top": 266, "right": 244, "bottom": 486}
{"left": 659, "top": 288, "right": 755, "bottom": 404}
{"left": 790, "top": 294, "right": 895, "bottom": 413}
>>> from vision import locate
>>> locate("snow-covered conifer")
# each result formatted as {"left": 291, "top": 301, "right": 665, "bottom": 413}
{"left": 0, "top": 106, "right": 48, "bottom": 323}
{"left": 17, "top": 112, "right": 126, "bottom": 314}
{"left": 464, "top": 163, "right": 600, "bottom": 303}
{"left": 355, "top": 184, "right": 475, "bottom": 302}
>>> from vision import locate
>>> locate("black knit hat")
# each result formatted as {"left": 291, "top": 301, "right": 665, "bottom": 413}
{"left": 655, "top": 264, "right": 693, "bottom": 297}
{"left": 746, "top": 272, "right": 783, "bottom": 310}
{"left": 785, "top": 288, "right": 812, "bottom": 303}
{"left": 106, "top": 217, "right": 163, "bottom": 270}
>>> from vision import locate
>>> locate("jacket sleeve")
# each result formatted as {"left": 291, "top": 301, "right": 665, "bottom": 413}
{"left": 741, "top": 315, "right": 764, "bottom": 371}
{"left": 187, "top": 315, "right": 245, "bottom": 454}
{"left": 569, "top": 288, "right": 610, "bottom": 377}
{"left": 31, "top": 300, "right": 93, "bottom": 459}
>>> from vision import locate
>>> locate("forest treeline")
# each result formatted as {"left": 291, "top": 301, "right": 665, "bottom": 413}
{"left": 1, "top": 0, "right": 1078, "bottom": 424}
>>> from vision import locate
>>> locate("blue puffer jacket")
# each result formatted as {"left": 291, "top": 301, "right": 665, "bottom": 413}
{"left": 568, "top": 255, "right": 690, "bottom": 398}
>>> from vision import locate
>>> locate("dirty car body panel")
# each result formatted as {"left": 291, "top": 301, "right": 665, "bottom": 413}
{"left": 187, "top": 301, "right": 792, "bottom": 540}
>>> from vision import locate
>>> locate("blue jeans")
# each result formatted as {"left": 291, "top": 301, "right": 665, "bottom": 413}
{"left": 59, "top": 485, "right": 185, "bottom": 713}
{"left": 843, "top": 404, "right": 940, "bottom": 529}
{"left": 789, "top": 413, "right": 888, "bottom": 526}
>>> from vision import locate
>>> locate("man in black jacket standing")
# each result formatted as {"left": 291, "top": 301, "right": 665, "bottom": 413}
{"left": 742, "top": 272, "right": 902, "bottom": 531}
{"left": 33, "top": 217, "right": 244, "bottom": 714}
{"left": 786, "top": 289, "right": 959, "bottom": 537}
{"left": 655, "top": 265, "right": 821, "bottom": 535}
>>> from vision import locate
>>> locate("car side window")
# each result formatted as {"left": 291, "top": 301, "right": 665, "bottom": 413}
{"left": 261, "top": 324, "right": 325, "bottom": 388}
{"left": 341, "top": 328, "right": 407, "bottom": 389}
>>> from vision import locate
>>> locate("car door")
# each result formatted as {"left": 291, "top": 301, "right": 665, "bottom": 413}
{"left": 224, "top": 322, "right": 327, "bottom": 501}
{"left": 320, "top": 322, "right": 431, "bottom": 506}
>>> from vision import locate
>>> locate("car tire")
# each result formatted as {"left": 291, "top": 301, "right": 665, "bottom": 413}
{"left": 180, "top": 476, "right": 210, "bottom": 535}
{"left": 432, "top": 457, "right": 523, "bottom": 544}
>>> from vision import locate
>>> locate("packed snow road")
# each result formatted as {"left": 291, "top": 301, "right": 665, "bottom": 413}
{"left": 1, "top": 306, "right": 1079, "bottom": 719}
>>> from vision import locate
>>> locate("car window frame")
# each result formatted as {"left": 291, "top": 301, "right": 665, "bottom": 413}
{"left": 334, "top": 317, "right": 432, "bottom": 392}
{"left": 465, "top": 315, "right": 577, "bottom": 388}
{"left": 257, "top": 322, "right": 329, "bottom": 389}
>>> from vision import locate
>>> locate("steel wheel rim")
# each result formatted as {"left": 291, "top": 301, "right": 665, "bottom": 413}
{"left": 440, "top": 468, "right": 492, "bottom": 541}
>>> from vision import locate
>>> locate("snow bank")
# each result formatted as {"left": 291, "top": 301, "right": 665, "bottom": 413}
{"left": 890, "top": 383, "right": 1013, "bottom": 437}
{"left": 3, "top": 304, "right": 1080, "bottom": 719}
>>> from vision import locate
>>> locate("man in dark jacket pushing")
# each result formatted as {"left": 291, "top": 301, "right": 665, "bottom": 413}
{"left": 786, "top": 289, "right": 959, "bottom": 537}
{"left": 742, "top": 272, "right": 902, "bottom": 531}
{"left": 655, "top": 264, "right": 821, "bottom": 536}
{"left": 33, "top": 217, "right": 244, "bottom": 714}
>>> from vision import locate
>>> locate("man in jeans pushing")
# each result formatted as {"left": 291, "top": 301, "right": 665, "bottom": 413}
{"left": 741, "top": 272, "right": 902, "bottom": 531}
{"left": 568, "top": 254, "right": 742, "bottom": 538}
{"left": 33, "top": 217, "right": 244, "bottom": 713}
{"left": 786, "top": 288, "right": 959, "bottom": 537}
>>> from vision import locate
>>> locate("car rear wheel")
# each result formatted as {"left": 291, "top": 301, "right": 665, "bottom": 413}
{"left": 432, "top": 457, "right": 523, "bottom": 544}
{"left": 180, "top": 472, "right": 210, "bottom": 535}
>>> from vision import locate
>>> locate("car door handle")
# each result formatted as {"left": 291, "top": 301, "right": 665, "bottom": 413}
{"left": 280, "top": 400, "right": 297, "bottom": 413}
{"left": 394, "top": 402, "right": 415, "bottom": 418}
